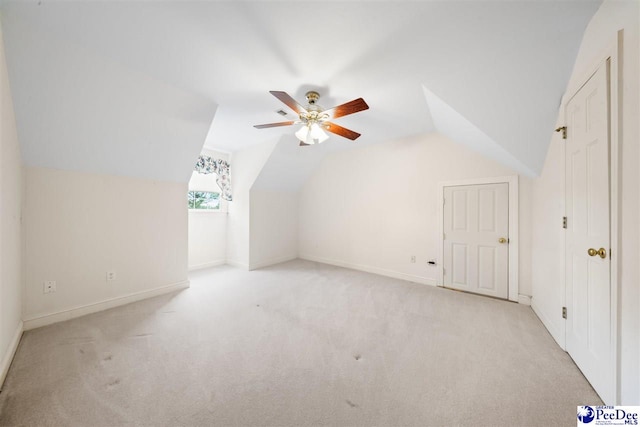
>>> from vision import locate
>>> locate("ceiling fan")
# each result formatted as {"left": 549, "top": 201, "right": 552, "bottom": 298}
{"left": 254, "top": 91, "right": 369, "bottom": 146}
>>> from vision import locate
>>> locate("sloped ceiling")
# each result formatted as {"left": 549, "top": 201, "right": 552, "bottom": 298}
{"left": 423, "top": 86, "right": 537, "bottom": 177}
{"left": 1, "top": 1, "right": 600, "bottom": 183}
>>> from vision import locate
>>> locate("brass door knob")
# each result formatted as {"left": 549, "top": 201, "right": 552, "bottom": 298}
{"left": 498, "top": 237, "right": 508, "bottom": 244}
{"left": 588, "top": 248, "right": 607, "bottom": 259}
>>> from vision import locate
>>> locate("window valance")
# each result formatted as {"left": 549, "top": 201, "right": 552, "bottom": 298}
{"left": 194, "top": 155, "right": 232, "bottom": 201}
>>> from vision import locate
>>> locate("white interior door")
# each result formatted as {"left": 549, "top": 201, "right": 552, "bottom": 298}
{"left": 443, "top": 183, "right": 509, "bottom": 299}
{"left": 565, "top": 61, "right": 612, "bottom": 403}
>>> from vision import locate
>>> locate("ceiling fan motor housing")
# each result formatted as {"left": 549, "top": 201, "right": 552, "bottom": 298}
{"left": 305, "top": 91, "right": 320, "bottom": 105}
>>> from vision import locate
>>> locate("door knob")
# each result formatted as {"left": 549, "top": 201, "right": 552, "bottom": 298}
{"left": 587, "top": 248, "right": 607, "bottom": 259}
{"left": 498, "top": 237, "right": 508, "bottom": 244}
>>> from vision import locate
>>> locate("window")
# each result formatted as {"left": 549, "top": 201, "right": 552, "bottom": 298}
{"left": 187, "top": 191, "right": 220, "bottom": 210}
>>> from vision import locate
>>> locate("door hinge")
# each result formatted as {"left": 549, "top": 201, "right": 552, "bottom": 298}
{"left": 443, "top": 232, "right": 446, "bottom": 240}
{"left": 555, "top": 126, "right": 567, "bottom": 140}
{"left": 562, "top": 216, "right": 567, "bottom": 229}
{"left": 562, "top": 307, "right": 567, "bottom": 319}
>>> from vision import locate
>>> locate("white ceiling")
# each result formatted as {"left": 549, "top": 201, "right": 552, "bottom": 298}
{"left": 1, "top": 0, "right": 600, "bottom": 183}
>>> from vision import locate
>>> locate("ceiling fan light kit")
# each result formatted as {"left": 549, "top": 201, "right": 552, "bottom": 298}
{"left": 254, "top": 90, "right": 369, "bottom": 146}
{"left": 295, "top": 123, "right": 329, "bottom": 145}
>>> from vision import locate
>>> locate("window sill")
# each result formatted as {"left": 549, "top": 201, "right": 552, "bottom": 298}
{"left": 188, "top": 210, "right": 228, "bottom": 215}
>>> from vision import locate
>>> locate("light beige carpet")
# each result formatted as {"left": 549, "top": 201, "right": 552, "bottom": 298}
{"left": 0, "top": 260, "right": 600, "bottom": 426}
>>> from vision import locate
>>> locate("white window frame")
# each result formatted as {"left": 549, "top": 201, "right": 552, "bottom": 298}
{"left": 187, "top": 190, "right": 223, "bottom": 212}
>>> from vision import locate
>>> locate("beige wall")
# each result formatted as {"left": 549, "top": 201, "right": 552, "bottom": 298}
{"left": 299, "top": 133, "right": 532, "bottom": 295}
{"left": 531, "top": 0, "right": 639, "bottom": 404}
{"left": 23, "top": 167, "right": 189, "bottom": 326}
{"left": 0, "top": 20, "right": 22, "bottom": 387}
{"left": 188, "top": 149, "right": 228, "bottom": 270}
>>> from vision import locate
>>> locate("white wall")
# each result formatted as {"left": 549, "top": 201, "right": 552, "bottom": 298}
{"left": 531, "top": 0, "right": 639, "bottom": 404}
{"left": 188, "top": 213, "right": 226, "bottom": 270}
{"left": 0, "top": 19, "right": 22, "bottom": 388}
{"left": 23, "top": 167, "right": 189, "bottom": 328}
{"left": 188, "top": 149, "right": 228, "bottom": 270}
{"left": 299, "top": 133, "right": 532, "bottom": 295}
{"left": 249, "top": 190, "right": 298, "bottom": 269}
{"left": 225, "top": 141, "right": 277, "bottom": 269}
{"left": 530, "top": 137, "right": 567, "bottom": 346}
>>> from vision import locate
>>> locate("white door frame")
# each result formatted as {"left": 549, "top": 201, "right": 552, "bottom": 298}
{"left": 560, "top": 32, "right": 621, "bottom": 405}
{"left": 437, "top": 175, "right": 519, "bottom": 302}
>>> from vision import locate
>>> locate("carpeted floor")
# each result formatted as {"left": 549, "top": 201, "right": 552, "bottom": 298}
{"left": 0, "top": 260, "right": 600, "bottom": 426}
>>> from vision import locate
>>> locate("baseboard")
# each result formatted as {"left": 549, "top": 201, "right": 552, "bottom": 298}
{"left": 531, "top": 299, "right": 565, "bottom": 350}
{"left": 226, "top": 259, "right": 249, "bottom": 270}
{"left": 0, "top": 321, "right": 23, "bottom": 390}
{"left": 518, "top": 294, "right": 532, "bottom": 306}
{"left": 188, "top": 259, "right": 226, "bottom": 272}
{"left": 23, "top": 280, "right": 190, "bottom": 331}
{"left": 299, "top": 254, "right": 437, "bottom": 286}
{"left": 249, "top": 254, "right": 297, "bottom": 271}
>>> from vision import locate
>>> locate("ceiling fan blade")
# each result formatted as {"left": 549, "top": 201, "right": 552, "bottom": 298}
{"left": 270, "top": 91, "right": 306, "bottom": 115}
{"left": 323, "top": 98, "right": 369, "bottom": 119}
{"left": 253, "top": 121, "right": 296, "bottom": 129}
{"left": 324, "top": 122, "right": 361, "bottom": 140}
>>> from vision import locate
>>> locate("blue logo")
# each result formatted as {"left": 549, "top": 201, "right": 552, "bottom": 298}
{"left": 578, "top": 406, "right": 595, "bottom": 424}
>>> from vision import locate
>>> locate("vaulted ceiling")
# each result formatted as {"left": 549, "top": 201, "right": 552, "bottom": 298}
{"left": 1, "top": 1, "right": 600, "bottom": 183}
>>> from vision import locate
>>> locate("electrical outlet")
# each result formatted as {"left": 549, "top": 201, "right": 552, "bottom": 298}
{"left": 410, "top": 255, "right": 416, "bottom": 263}
{"left": 106, "top": 271, "right": 116, "bottom": 281}
{"left": 43, "top": 281, "right": 56, "bottom": 293}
